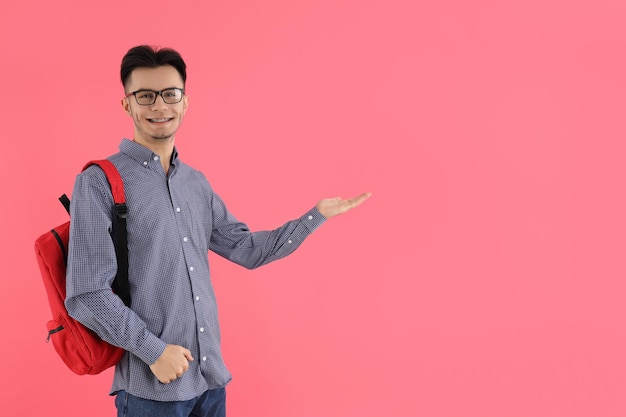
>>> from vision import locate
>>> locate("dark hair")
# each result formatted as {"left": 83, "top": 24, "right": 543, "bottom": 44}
{"left": 120, "top": 45, "right": 187, "bottom": 89}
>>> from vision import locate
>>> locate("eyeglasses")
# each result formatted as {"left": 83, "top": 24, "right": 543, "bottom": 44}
{"left": 125, "top": 88, "right": 185, "bottom": 105}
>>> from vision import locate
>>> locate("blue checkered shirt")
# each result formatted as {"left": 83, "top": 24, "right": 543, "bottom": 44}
{"left": 65, "top": 139, "right": 326, "bottom": 401}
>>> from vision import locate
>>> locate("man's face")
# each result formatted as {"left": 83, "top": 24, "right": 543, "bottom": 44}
{"left": 122, "top": 65, "right": 188, "bottom": 145}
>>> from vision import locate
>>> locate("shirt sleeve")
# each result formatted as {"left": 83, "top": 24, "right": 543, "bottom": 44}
{"left": 208, "top": 190, "right": 326, "bottom": 269}
{"left": 64, "top": 167, "right": 166, "bottom": 365}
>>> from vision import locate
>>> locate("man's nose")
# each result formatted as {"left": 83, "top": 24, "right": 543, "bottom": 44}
{"left": 151, "top": 93, "right": 169, "bottom": 109}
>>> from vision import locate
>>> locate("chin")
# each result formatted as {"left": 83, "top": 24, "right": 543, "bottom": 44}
{"left": 148, "top": 130, "right": 177, "bottom": 140}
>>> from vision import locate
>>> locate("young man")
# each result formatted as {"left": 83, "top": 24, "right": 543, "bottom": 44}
{"left": 65, "top": 45, "right": 370, "bottom": 417}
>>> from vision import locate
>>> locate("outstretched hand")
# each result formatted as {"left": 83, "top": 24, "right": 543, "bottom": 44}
{"left": 316, "top": 192, "right": 372, "bottom": 219}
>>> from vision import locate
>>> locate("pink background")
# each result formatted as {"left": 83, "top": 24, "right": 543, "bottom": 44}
{"left": 3, "top": 0, "right": 626, "bottom": 416}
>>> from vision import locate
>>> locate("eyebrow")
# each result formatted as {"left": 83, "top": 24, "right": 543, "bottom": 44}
{"left": 133, "top": 86, "right": 183, "bottom": 91}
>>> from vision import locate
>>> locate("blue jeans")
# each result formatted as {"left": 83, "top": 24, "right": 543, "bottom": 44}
{"left": 115, "top": 388, "right": 226, "bottom": 417}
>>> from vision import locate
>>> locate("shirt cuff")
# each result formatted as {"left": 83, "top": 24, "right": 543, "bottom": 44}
{"left": 302, "top": 207, "right": 326, "bottom": 232}
{"left": 134, "top": 332, "right": 167, "bottom": 365}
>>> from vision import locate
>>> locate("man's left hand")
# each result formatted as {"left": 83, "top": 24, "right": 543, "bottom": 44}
{"left": 316, "top": 192, "right": 372, "bottom": 219}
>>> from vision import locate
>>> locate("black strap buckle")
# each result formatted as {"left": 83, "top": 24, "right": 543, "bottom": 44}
{"left": 115, "top": 203, "right": 128, "bottom": 219}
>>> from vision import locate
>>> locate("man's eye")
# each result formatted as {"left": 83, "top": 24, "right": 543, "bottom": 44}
{"left": 138, "top": 92, "right": 155, "bottom": 99}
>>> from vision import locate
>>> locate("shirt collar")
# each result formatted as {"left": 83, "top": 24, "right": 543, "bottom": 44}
{"left": 119, "top": 138, "right": 179, "bottom": 169}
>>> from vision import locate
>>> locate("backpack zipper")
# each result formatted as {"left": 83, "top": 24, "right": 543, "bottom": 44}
{"left": 47, "top": 325, "right": 64, "bottom": 342}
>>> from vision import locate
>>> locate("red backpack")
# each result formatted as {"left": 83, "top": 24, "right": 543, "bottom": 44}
{"left": 35, "top": 160, "right": 131, "bottom": 375}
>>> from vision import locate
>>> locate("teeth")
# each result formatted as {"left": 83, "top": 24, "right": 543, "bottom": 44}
{"left": 150, "top": 118, "right": 170, "bottom": 122}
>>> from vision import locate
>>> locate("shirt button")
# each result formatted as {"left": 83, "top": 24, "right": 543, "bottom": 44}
{"left": 189, "top": 266, "right": 194, "bottom": 271}
{"left": 308, "top": 215, "right": 313, "bottom": 220}
{"left": 195, "top": 296, "right": 200, "bottom": 301}
{"left": 183, "top": 237, "right": 188, "bottom": 242}
{"left": 142, "top": 161, "right": 148, "bottom": 166}
{"left": 202, "top": 356, "right": 207, "bottom": 362}
{"left": 153, "top": 155, "right": 159, "bottom": 161}
{"left": 176, "top": 207, "right": 181, "bottom": 212}
{"left": 288, "top": 239, "right": 293, "bottom": 244}
{"left": 200, "top": 327, "right": 205, "bottom": 332}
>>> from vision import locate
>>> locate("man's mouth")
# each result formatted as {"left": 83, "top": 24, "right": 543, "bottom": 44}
{"left": 148, "top": 117, "right": 174, "bottom": 123}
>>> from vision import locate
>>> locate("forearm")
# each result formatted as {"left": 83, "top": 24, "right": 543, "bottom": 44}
{"left": 211, "top": 207, "right": 326, "bottom": 269}
{"left": 65, "top": 290, "right": 166, "bottom": 365}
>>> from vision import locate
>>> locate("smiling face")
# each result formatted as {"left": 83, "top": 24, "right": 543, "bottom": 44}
{"left": 121, "top": 65, "right": 189, "bottom": 147}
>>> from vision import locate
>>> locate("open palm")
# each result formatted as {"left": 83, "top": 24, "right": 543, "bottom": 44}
{"left": 316, "top": 192, "right": 372, "bottom": 218}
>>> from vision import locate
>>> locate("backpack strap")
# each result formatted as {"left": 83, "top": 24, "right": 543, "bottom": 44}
{"left": 83, "top": 160, "right": 131, "bottom": 308}
{"left": 83, "top": 160, "right": 126, "bottom": 207}
{"left": 59, "top": 194, "right": 71, "bottom": 214}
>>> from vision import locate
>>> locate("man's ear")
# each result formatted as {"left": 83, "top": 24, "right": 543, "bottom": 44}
{"left": 121, "top": 98, "right": 132, "bottom": 116}
{"left": 182, "top": 94, "right": 189, "bottom": 115}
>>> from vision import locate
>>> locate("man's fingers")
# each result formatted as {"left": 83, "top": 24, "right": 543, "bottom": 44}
{"left": 344, "top": 192, "right": 372, "bottom": 210}
{"left": 353, "top": 192, "right": 372, "bottom": 203}
{"left": 160, "top": 375, "right": 174, "bottom": 384}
